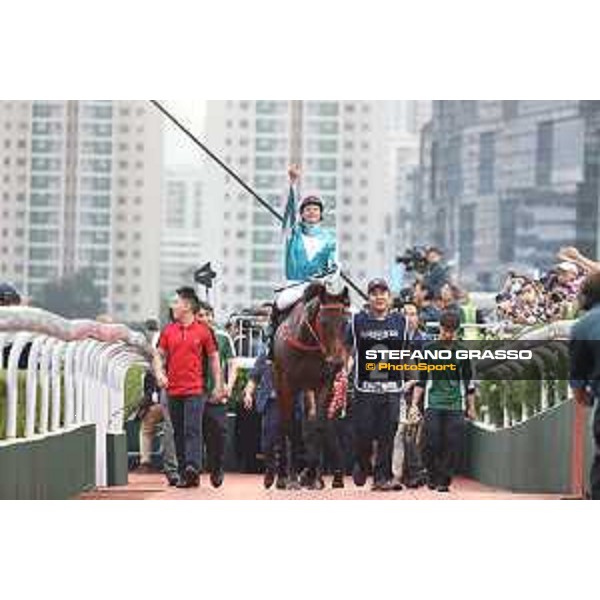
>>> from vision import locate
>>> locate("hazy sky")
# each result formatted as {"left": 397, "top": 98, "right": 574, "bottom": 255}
{"left": 161, "top": 100, "right": 207, "bottom": 166}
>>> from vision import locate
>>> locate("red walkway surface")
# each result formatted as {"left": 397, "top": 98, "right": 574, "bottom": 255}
{"left": 79, "top": 472, "right": 567, "bottom": 500}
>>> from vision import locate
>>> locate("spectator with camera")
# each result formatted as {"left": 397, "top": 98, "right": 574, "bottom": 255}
{"left": 422, "top": 246, "right": 450, "bottom": 296}
{"left": 414, "top": 283, "right": 440, "bottom": 333}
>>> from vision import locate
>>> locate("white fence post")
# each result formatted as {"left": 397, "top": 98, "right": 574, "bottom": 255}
{"left": 38, "top": 337, "right": 57, "bottom": 434}
{"left": 50, "top": 341, "right": 65, "bottom": 432}
{"left": 25, "top": 335, "right": 47, "bottom": 438}
{"left": 63, "top": 342, "right": 77, "bottom": 427}
{"left": 6, "top": 332, "right": 34, "bottom": 439}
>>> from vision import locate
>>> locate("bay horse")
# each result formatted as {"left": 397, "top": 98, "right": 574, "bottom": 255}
{"left": 272, "top": 281, "right": 350, "bottom": 490}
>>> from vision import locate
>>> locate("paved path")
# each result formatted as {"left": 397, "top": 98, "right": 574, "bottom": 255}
{"left": 79, "top": 473, "right": 567, "bottom": 500}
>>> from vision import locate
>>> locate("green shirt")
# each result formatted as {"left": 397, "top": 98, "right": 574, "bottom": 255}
{"left": 204, "top": 328, "right": 235, "bottom": 395}
{"left": 416, "top": 341, "right": 472, "bottom": 411}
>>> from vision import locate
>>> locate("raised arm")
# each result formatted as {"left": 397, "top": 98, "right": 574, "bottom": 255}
{"left": 288, "top": 164, "right": 301, "bottom": 185}
{"left": 558, "top": 246, "right": 600, "bottom": 273}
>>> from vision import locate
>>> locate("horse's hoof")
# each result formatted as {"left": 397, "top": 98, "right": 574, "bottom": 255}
{"left": 304, "top": 476, "right": 324, "bottom": 491}
{"left": 275, "top": 476, "right": 287, "bottom": 490}
{"left": 332, "top": 474, "right": 345, "bottom": 489}
{"left": 299, "top": 470, "right": 311, "bottom": 488}
{"left": 287, "top": 480, "right": 301, "bottom": 491}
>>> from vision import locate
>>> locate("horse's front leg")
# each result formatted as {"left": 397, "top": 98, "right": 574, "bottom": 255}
{"left": 274, "top": 372, "right": 298, "bottom": 491}
{"left": 300, "top": 389, "right": 325, "bottom": 490}
{"left": 275, "top": 417, "right": 290, "bottom": 490}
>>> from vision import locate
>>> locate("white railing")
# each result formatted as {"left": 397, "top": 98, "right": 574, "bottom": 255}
{"left": 0, "top": 306, "right": 152, "bottom": 487}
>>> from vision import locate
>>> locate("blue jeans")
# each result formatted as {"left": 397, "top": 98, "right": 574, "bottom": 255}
{"left": 169, "top": 394, "right": 206, "bottom": 474}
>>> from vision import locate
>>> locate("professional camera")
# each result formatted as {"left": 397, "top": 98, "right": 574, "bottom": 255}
{"left": 397, "top": 287, "right": 415, "bottom": 305}
{"left": 396, "top": 246, "right": 429, "bottom": 273}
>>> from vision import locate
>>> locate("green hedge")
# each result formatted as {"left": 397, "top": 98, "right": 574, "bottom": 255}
{"left": 476, "top": 332, "right": 571, "bottom": 428}
{"left": 0, "top": 372, "right": 33, "bottom": 440}
{"left": 123, "top": 365, "right": 144, "bottom": 419}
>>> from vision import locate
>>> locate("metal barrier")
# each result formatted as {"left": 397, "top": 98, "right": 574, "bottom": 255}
{"left": 0, "top": 306, "right": 151, "bottom": 488}
{"left": 227, "top": 314, "right": 266, "bottom": 359}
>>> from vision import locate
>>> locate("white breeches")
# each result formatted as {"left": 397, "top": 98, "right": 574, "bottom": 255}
{"left": 274, "top": 268, "right": 344, "bottom": 311}
{"left": 275, "top": 282, "right": 310, "bottom": 311}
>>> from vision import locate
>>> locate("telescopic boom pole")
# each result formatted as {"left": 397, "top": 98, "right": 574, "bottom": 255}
{"left": 150, "top": 100, "right": 368, "bottom": 301}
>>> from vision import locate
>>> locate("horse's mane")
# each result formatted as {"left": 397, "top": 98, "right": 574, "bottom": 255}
{"left": 302, "top": 282, "right": 324, "bottom": 305}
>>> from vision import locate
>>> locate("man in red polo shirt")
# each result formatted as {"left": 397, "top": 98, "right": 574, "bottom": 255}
{"left": 153, "top": 287, "right": 225, "bottom": 488}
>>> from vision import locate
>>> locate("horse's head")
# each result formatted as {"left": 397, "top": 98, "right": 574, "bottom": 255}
{"left": 304, "top": 283, "right": 350, "bottom": 366}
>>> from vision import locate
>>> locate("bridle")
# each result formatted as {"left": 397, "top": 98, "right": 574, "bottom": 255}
{"left": 282, "top": 300, "right": 348, "bottom": 355}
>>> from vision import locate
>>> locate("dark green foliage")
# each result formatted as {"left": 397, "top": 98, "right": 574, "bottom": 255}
{"left": 34, "top": 267, "right": 105, "bottom": 319}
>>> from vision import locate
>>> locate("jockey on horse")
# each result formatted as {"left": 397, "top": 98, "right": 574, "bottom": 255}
{"left": 264, "top": 164, "right": 349, "bottom": 489}
{"left": 266, "top": 164, "right": 340, "bottom": 360}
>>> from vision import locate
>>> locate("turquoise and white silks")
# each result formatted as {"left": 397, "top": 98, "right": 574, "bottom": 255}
{"left": 275, "top": 185, "right": 340, "bottom": 311}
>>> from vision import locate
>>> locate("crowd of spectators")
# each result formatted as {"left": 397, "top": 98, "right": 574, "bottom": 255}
{"left": 491, "top": 244, "right": 600, "bottom": 326}
{"left": 495, "top": 262, "right": 582, "bottom": 326}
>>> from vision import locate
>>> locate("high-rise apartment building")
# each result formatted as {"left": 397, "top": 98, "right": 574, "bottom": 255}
{"left": 416, "top": 100, "right": 599, "bottom": 290}
{"left": 0, "top": 100, "right": 162, "bottom": 321}
{"left": 160, "top": 165, "right": 204, "bottom": 298}
{"left": 385, "top": 101, "right": 432, "bottom": 266}
{"left": 204, "top": 100, "right": 389, "bottom": 316}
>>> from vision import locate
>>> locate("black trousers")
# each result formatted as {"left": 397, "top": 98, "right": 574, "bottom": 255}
{"left": 203, "top": 402, "right": 227, "bottom": 475}
{"left": 423, "top": 409, "right": 465, "bottom": 487}
{"left": 590, "top": 403, "right": 600, "bottom": 499}
{"left": 352, "top": 392, "right": 400, "bottom": 483}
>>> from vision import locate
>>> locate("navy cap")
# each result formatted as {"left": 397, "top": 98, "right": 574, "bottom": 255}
{"left": 367, "top": 278, "right": 390, "bottom": 294}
